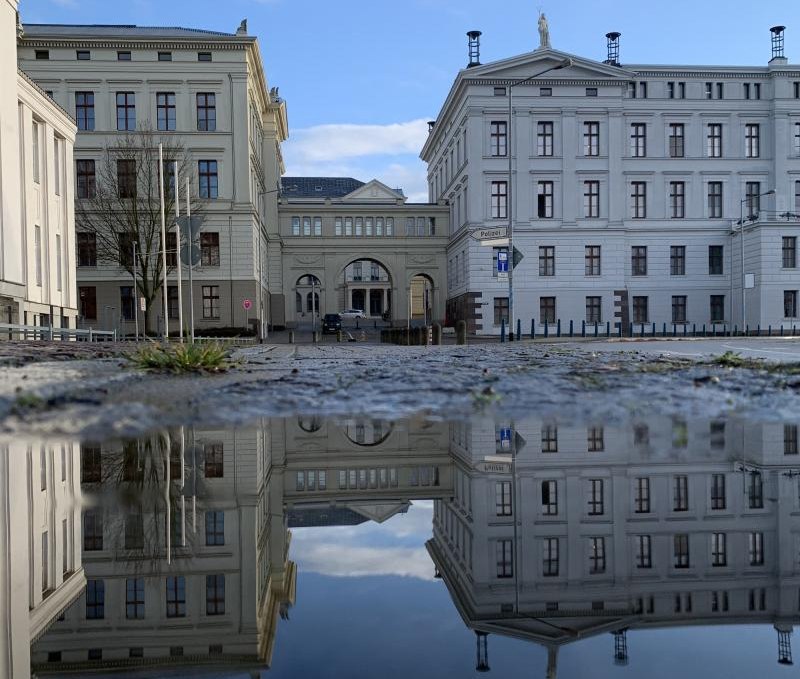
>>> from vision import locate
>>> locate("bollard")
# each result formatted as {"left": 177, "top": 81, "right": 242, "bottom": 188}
{"left": 570, "top": 320, "right": 574, "bottom": 338}
{"left": 432, "top": 323, "right": 442, "bottom": 345}
{"left": 421, "top": 326, "right": 430, "bottom": 347}
{"left": 692, "top": 323, "right": 696, "bottom": 337}
{"left": 517, "top": 318, "right": 522, "bottom": 340}
{"left": 606, "top": 321, "right": 610, "bottom": 338}
{"left": 581, "top": 320, "right": 585, "bottom": 338}
{"left": 594, "top": 322, "right": 599, "bottom": 338}
{"left": 746, "top": 324, "right": 750, "bottom": 337}
{"left": 414, "top": 326, "right": 423, "bottom": 345}
{"left": 702, "top": 324, "right": 706, "bottom": 336}
{"left": 456, "top": 320, "right": 467, "bottom": 345}
{"left": 662, "top": 322, "right": 666, "bottom": 337}
{"left": 628, "top": 323, "right": 633, "bottom": 338}
{"left": 639, "top": 323, "right": 644, "bottom": 338}
{"left": 652, "top": 322, "right": 656, "bottom": 337}
{"left": 288, "top": 330, "right": 295, "bottom": 344}
{"left": 757, "top": 324, "right": 761, "bottom": 336}
{"left": 374, "top": 320, "right": 377, "bottom": 329}
{"left": 768, "top": 325, "right": 772, "bottom": 337}
{"left": 557, "top": 319, "right": 562, "bottom": 338}
{"left": 356, "top": 319, "right": 360, "bottom": 330}
{"left": 544, "top": 320, "right": 549, "bottom": 338}
{"left": 500, "top": 318, "right": 506, "bottom": 343}
{"left": 531, "top": 319, "right": 535, "bottom": 339}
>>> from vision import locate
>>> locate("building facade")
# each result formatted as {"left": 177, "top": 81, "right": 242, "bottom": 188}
{"left": 17, "top": 22, "right": 288, "bottom": 338}
{"left": 278, "top": 177, "right": 449, "bottom": 327}
{"left": 421, "top": 28, "right": 800, "bottom": 334}
{"left": 1, "top": 1, "right": 78, "bottom": 331}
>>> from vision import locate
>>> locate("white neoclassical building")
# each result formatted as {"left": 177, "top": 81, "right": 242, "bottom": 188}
{"left": 422, "top": 25, "right": 800, "bottom": 335}
{"left": 17, "top": 21, "right": 288, "bottom": 337}
{"left": 1, "top": 0, "right": 78, "bottom": 330}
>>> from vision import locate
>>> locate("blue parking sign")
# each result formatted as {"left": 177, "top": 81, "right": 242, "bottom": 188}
{"left": 497, "top": 250, "right": 509, "bottom": 273}
{"left": 500, "top": 427, "right": 512, "bottom": 450}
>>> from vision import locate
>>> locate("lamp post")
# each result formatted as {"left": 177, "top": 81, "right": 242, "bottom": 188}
{"left": 738, "top": 189, "right": 774, "bottom": 332}
{"left": 507, "top": 59, "right": 572, "bottom": 340}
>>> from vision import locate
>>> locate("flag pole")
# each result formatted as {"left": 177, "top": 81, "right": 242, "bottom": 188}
{"left": 158, "top": 144, "right": 169, "bottom": 341}
{"left": 174, "top": 160, "right": 184, "bottom": 342}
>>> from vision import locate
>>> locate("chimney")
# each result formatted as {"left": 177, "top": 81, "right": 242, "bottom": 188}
{"left": 770, "top": 25, "right": 787, "bottom": 64}
{"left": 467, "top": 30, "right": 482, "bottom": 68}
{"left": 604, "top": 32, "right": 621, "bottom": 66}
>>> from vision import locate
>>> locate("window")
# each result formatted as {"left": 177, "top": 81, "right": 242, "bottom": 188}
{"left": 494, "top": 86, "right": 507, "bottom": 96}
{"left": 669, "top": 181, "right": 685, "bottom": 218}
{"left": 541, "top": 425, "right": 558, "bottom": 453}
{"left": 543, "top": 537, "right": 559, "bottom": 576}
{"left": 116, "top": 92, "right": 135, "bottom": 131}
{"left": 158, "top": 51, "right": 172, "bottom": 61}
{"left": 117, "top": 50, "right": 131, "bottom": 61}
{"left": 126, "top": 578, "right": 145, "bottom": 619}
{"left": 489, "top": 121, "right": 507, "bottom": 156}
{"left": 586, "top": 87, "right": 598, "bottom": 97}
{"left": 583, "top": 181, "right": 600, "bottom": 218}
{"left": 749, "top": 588, "right": 766, "bottom": 611}
{"left": 74, "top": 49, "right": 90, "bottom": 61}
{"left": 542, "top": 480, "right": 557, "bottom": 515}
{"left": 639, "top": 82, "right": 648, "bottom": 98}
{"left": 156, "top": 92, "right": 176, "bottom": 131}
{"left": 786, "top": 424, "right": 799, "bottom": 455}
{"left": 32, "top": 225, "right": 41, "bottom": 287}
{"left": 708, "top": 245, "right": 724, "bottom": 275}
{"left": 755, "top": 83, "right": 761, "bottom": 99}
{"left": 120, "top": 286, "right": 135, "bottom": 321}
{"left": 585, "top": 245, "right": 601, "bottom": 275}
{"left": 716, "top": 82, "right": 724, "bottom": 99}
{"left": 199, "top": 160, "right": 218, "bottom": 199}
{"left": 83, "top": 510, "right": 103, "bottom": 551}
{"left": 583, "top": 121, "right": 599, "bottom": 156}
{"left": 32, "top": 121, "right": 39, "bottom": 183}
{"left": 711, "top": 533, "right": 727, "bottom": 567}
{"left": 198, "top": 52, "right": 212, "bottom": 62}
{"left": 203, "top": 442, "right": 223, "bottom": 477}
{"left": 35, "top": 50, "right": 49, "bottom": 60}
{"left": 75, "top": 159, "right": 96, "bottom": 200}
{"left": 539, "top": 246, "right": 555, "bottom": 276}
{"left": 745, "top": 181, "right": 761, "bottom": 217}
{"left": 205, "top": 511, "right": 225, "bottom": 545}
{"left": 200, "top": 232, "right": 220, "bottom": 266}
{"left": 537, "top": 121, "right": 554, "bottom": 156}
{"left": 197, "top": 93, "right": 216, "bottom": 131}
{"left": 493, "top": 297, "right": 509, "bottom": 326}
{"left": 586, "top": 296, "right": 602, "bottom": 323}
{"left": 630, "top": 182, "right": 647, "bottom": 218}
{"left": 795, "top": 82, "right": 800, "bottom": 99}
{"left": 537, "top": 181, "right": 554, "bottom": 218}
{"left": 783, "top": 237, "right": 797, "bottom": 268}
{"left": 631, "top": 246, "right": 647, "bottom": 276}
{"left": 634, "top": 477, "right": 650, "bottom": 513}
{"left": 795, "top": 124, "right": 800, "bottom": 156}
{"left": 668, "top": 123, "right": 685, "bottom": 158}
{"left": 490, "top": 181, "right": 507, "bottom": 219}
{"left": 707, "top": 124, "right": 722, "bottom": 157}
{"left": 166, "top": 576, "right": 186, "bottom": 617}
{"left": 667, "top": 82, "right": 675, "bottom": 98}
{"left": 79, "top": 287, "right": 97, "bottom": 320}
{"left": 672, "top": 295, "right": 687, "bottom": 324}
{"left": 588, "top": 479, "right": 604, "bottom": 515}
{"left": 630, "top": 123, "right": 646, "bottom": 157}
{"left": 749, "top": 532, "right": 764, "bottom": 565}
{"left": 674, "top": 475, "right": 689, "bottom": 510}
{"left": 496, "top": 540, "right": 513, "bottom": 578}
{"left": 710, "top": 295, "right": 725, "bottom": 323}
{"left": 745, "top": 124, "right": 760, "bottom": 158}
{"left": 636, "top": 535, "right": 652, "bottom": 568}
{"left": 632, "top": 296, "right": 648, "bottom": 324}
{"left": 540, "top": 297, "right": 556, "bottom": 324}
{"left": 77, "top": 232, "right": 97, "bottom": 267}
{"left": 206, "top": 574, "right": 225, "bottom": 615}
{"left": 495, "top": 482, "right": 512, "bottom": 516}
{"left": 707, "top": 474, "right": 726, "bottom": 511}
{"left": 674, "top": 534, "right": 690, "bottom": 568}
{"left": 86, "top": 579, "right": 105, "bottom": 619}
{"left": 587, "top": 426, "right": 604, "bottom": 451}
{"left": 784, "top": 291, "right": 797, "bottom": 318}
{"left": 589, "top": 537, "right": 606, "bottom": 574}
{"left": 117, "top": 159, "right": 136, "bottom": 198}
{"left": 708, "top": 181, "right": 723, "bottom": 218}
{"left": 539, "top": 87, "right": 552, "bottom": 97}
{"left": 668, "top": 245, "right": 685, "bottom": 276}
{"left": 705, "top": 82, "right": 713, "bottom": 99}
{"left": 744, "top": 83, "right": 751, "bottom": 100}
{"left": 75, "top": 92, "right": 95, "bottom": 131}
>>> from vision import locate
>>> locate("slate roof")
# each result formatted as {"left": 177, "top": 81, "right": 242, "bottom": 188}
{"left": 280, "top": 177, "right": 365, "bottom": 199}
{"left": 21, "top": 24, "right": 238, "bottom": 38}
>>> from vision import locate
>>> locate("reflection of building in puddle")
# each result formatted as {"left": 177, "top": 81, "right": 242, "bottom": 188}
{"left": 0, "top": 439, "right": 84, "bottom": 679}
{"left": 428, "top": 416, "right": 800, "bottom": 676}
{"left": 30, "top": 417, "right": 453, "bottom": 675}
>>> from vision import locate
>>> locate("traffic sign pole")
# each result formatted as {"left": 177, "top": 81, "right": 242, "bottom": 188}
{"left": 186, "top": 177, "right": 195, "bottom": 343}
{"left": 174, "top": 161, "right": 184, "bottom": 343}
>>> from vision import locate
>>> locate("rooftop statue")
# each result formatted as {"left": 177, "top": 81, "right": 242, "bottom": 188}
{"left": 538, "top": 12, "right": 551, "bottom": 49}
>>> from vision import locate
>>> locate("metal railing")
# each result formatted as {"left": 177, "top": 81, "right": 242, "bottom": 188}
{"left": 0, "top": 323, "right": 117, "bottom": 342}
{"left": 738, "top": 210, "right": 800, "bottom": 226}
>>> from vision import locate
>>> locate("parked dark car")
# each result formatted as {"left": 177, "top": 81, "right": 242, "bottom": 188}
{"left": 322, "top": 313, "right": 342, "bottom": 333}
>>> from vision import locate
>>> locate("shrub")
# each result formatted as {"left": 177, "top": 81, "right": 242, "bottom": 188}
{"left": 130, "top": 342, "right": 230, "bottom": 374}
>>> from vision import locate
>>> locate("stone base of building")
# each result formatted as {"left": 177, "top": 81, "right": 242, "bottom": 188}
{"left": 446, "top": 292, "right": 482, "bottom": 333}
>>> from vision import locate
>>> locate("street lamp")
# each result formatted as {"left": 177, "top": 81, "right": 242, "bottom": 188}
{"left": 507, "top": 58, "right": 572, "bottom": 340}
{"left": 738, "top": 188, "right": 774, "bottom": 332}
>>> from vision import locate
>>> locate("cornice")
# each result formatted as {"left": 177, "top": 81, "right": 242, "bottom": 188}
{"left": 19, "top": 38, "right": 250, "bottom": 51}
{"left": 463, "top": 78, "right": 627, "bottom": 87}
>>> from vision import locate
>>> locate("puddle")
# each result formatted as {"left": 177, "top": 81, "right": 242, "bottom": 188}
{"left": 5, "top": 412, "right": 800, "bottom": 677}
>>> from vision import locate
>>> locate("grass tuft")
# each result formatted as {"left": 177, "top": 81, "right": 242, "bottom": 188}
{"left": 130, "top": 342, "right": 230, "bottom": 374}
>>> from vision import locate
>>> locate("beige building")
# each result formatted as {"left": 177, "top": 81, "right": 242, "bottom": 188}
{"left": 278, "top": 177, "right": 449, "bottom": 327}
{"left": 1, "top": 1, "right": 78, "bottom": 330}
{"left": 17, "top": 21, "right": 288, "bottom": 338}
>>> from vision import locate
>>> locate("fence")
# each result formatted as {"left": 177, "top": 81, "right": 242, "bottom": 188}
{"left": 0, "top": 323, "right": 117, "bottom": 342}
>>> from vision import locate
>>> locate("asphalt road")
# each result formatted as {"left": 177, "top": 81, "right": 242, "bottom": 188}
{"left": 573, "top": 337, "right": 800, "bottom": 362}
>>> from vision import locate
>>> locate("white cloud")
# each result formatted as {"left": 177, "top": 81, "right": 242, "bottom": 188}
{"left": 290, "top": 543, "right": 435, "bottom": 580}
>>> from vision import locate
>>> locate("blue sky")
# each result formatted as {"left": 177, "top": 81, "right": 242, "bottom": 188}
{"left": 20, "top": 0, "right": 800, "bottom": 200}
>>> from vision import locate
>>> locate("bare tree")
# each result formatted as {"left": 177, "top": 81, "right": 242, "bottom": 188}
{"left": 77, "top": 128, "right": 201, "bottom": 334}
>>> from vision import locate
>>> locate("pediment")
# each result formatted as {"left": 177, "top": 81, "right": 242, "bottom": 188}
{"left": 348, "top": 501, "right": 411, "bottom": 523}
{"left": 465, "top": 48, "right": 635, "bottom": 81}
{"left": 342, "top": 179, "right": 406, "bottom": 203}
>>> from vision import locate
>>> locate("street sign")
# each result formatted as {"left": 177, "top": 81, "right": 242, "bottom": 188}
{"left": 498, "top": 272, "right": 508, "bottom": 282}
{"left": 242, "top": 299, "right": 253, "bottom": 311}
{"left": 499, "top": 427, "right": 512, "bottom": 451}
{"left": 180, "top": 242, "right": 201, "bottom": 266}
{"left": 176, "top": 215, "right": 204, "bottom": 240}
{"left": 497, "top": 250, "right": 509, "bottom": 274}
{"left": 471, "top": 227, "right": 508, "bottom": 242}
{"left": 139, "top": 297, "right": 146, "bottom": 312}
{"left": 512, "top": 247, "right": 524, "bottom": 268}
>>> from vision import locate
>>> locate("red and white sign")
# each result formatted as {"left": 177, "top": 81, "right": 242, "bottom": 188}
{"left": 242, "top": 299, "right": 253, "bottom": 311}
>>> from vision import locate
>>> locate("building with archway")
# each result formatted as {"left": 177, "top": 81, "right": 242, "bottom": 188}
{"left": 277, "top": 177, "right": 449, "bottom": 328}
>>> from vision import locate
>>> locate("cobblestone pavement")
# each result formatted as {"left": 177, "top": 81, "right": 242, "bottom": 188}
{"left": 0, "top": 339, "right": 799, "bottom": 438}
